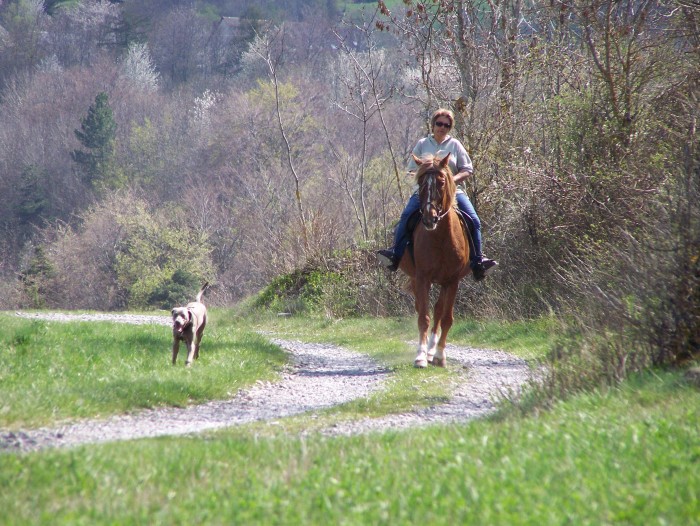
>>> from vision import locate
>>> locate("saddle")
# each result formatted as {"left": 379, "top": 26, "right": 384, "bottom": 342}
{"left": 404, "top": 206, "right": 476, "bottom": 263}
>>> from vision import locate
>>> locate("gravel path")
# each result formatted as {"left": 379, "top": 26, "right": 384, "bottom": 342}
{"left": 2, "top": 312, "right": 533, "bottom": 452}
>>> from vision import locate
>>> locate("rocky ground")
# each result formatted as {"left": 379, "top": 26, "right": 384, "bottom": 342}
{"left": 1, "top": 312, "right": 534, "bottom": 453}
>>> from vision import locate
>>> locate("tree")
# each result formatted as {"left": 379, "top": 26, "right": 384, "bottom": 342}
{"left": 120, "top": 42, "right": 159, "bottom": 92}
{"left": 17, "top": 164, "right": 49, "bottom": 226}
{"left": 113, "top": 197, "right": 214, "bottom": 309}
{"left": 20, "top": 245, "right": 54, "bottom": 309}
{"left": 150, "top": 7, "right": 208, "bottom": 88}
{"left": 250, "top": 27, "right": 310, "bottom": 251}
{"left": 333, "top": 9, "right": 406, "bottom": 234}
{"left": 72, "top": 92, "right": 119, "bottom": 191}
{"left": 0, "top": 0, "right": 49, "bottom": 86}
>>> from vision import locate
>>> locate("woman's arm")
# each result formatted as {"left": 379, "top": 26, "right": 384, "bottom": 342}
{"left": 452, "top": 138, "right": 473, "bottom": 185}
{"left": 453, "top": 170, "right": 472, "bottom": 185}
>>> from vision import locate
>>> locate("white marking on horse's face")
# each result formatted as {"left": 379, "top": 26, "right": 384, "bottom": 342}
{"left": 420, "top": 170, "right": 443, "bottom": 230}
{"left": 422, "top": 208, "right": 439, "bottom": 230}
{"left": 421, "top": 200, "right": 439, "bottom": 229}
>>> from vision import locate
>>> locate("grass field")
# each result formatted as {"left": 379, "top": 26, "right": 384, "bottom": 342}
{"left": 0, "top": 312, "right": 287, "bottom": 428}
{"left": 1, "top": 310, "right": 698, "bottom": 525}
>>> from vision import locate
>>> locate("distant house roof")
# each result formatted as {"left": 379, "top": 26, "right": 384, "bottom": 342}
{"left": 211, "top": 16, "right": 268, "bottom": 41}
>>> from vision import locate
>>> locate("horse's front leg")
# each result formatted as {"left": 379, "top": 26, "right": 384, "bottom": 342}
{"left": 432, "top": 282, "right": 459, "bottom": 367}
{"left": 428, "top": 284, "right": 449, "bottom": 363}
{"left": 427, "top": 324, "right": 441, "bottom": 364}
{"left": 414, "top": 280, "right": 432, "bottom": 368}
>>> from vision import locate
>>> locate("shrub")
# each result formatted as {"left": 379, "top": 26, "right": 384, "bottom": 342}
{"left": 23, "top": 193, "right": 214, "bottom": 310}
{"left": 111, "top": 198, "right": 213, "bottom": 309}
{"left": 146, "top": 269, "right": 202, "bottom": 310}
{"left": 249, "top": 249, "right": 414, "bottom": 318}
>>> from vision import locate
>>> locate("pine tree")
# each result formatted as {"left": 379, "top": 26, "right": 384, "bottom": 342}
{"left": 17, "top": 164, "right": 49, "bottom": 224}
{"left": 21, "top": 246, "right": 54, "bottom": 308}
{"left": 72, "top": 92, "right": 118, "bottom": 191}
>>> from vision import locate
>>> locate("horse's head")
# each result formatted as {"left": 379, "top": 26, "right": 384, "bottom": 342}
{"left": 413, "top": 153, "right": 456, "bottom": 230}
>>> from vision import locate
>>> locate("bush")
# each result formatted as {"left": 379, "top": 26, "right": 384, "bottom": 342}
{"left": 251, "top": 267, "right": 338, "bottom": 315}
{"left": 21, "top": 192, "right": 214, "bottom": 310}
{"left": 249, "top": 249, "right": 414, "bottom": 318}
{"left": 146, "top": 269, "right": 202, "bottom": 309}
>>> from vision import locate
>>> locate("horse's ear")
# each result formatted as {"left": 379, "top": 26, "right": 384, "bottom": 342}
{"left": 439, "top": 153, "right": 451, "bottom": 168}
{"left": 412, "top": 154, "right": 424, "bottom": 166}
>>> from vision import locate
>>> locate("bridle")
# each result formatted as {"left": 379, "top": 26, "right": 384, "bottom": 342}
{"left": 419, "top": 169, "right": 450, "bottom": 229}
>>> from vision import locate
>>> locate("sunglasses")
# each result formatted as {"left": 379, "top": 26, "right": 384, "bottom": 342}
{"left": 434, "top": 121, "right": 452, "bottom": 129}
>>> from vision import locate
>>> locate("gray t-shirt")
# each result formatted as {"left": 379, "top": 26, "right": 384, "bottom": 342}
{"left": 407, "top": 134, "right": 473, "bottom": 178}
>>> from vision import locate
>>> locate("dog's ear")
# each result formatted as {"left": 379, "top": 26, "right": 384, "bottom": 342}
{"left": 171, "top": 308, "right": 177, "bottom": 316}
{"left": 187, "top": 310, "right": 192, "bottom": 323}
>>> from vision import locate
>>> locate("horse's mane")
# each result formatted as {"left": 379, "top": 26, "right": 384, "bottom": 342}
{"left": 414, "top": 154, "right": 457, "bottom": 212}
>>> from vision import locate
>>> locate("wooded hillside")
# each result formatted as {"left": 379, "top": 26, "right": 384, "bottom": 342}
{"left": 0, "top": 0, "right": 697, "bottom": 364}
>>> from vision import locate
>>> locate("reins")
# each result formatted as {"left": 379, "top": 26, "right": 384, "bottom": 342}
{"left": 419, "top": 169, "right": 453, "bottom": 226}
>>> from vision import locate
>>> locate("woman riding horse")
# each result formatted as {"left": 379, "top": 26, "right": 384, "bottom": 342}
{"left": 399, "top": 153, "right": 471, "bottom": 367}
{"left": 377, "top": 108, "right": 497, "bottom": 281}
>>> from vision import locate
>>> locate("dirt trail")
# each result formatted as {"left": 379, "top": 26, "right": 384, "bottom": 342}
{"left": 1, "top": 312, "right": 533, "bottom": 452}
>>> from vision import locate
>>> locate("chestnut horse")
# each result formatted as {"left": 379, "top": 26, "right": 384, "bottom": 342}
{"left": 399, "top": 153, "right": 471, "bottom": 368}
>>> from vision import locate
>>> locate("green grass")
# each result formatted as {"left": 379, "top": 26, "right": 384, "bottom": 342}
{"left": 1, "top": 310, "right": 512, "bottom": 431}
{"left": 247, "top": 313, "right": 555, "bottom": 362}
{"left": 448, "top": 317, "right": 557, "bottom": 359}
{"left": 0, "top": 311, "right": 287, "bottom": 429}
{"left": 1, "top": 310, "right": 696, "bottom": 524}
{"left": 1, "top": 370, "right": 697, "bottom": 525}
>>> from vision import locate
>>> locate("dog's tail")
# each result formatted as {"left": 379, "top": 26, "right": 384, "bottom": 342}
{"left": 196, "top": 282, "right": 209, "bottom": 303}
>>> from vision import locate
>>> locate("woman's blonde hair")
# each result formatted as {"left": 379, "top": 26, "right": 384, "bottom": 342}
{"left": 430, "top": 108, "right": 455, "bottom": 129}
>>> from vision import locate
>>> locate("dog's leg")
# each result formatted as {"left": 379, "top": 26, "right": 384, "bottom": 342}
{"left": 194, "top": 327, "right": 204, "bottom": 360}
{"left": 185, "top": 334, "right": 196, "bottom": 366}
{"left": 172, "top": 338, "right": 180, "bottom": 365}
{"left": 196, "top": 317, "right": 206, "bottom": 360}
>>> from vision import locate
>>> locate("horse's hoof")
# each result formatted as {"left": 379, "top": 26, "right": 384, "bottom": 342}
{"left": 431, "top": 358, "right": 446, "bottom": 367}
{"left": 414, "top": 358, "right": 428, "bottom": 368}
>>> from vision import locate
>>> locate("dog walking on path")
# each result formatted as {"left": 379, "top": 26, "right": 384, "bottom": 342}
{"left": 171, "top": 282, "right": 209, "bottom": 366}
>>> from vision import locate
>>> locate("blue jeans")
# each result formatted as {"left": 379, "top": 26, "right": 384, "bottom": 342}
{"left": 392, "top": 190, "right": 483, "bottom": 265}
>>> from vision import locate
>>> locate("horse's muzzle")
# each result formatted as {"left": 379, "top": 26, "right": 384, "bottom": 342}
{"left": 422, "top": 206, "right": 439, "bottom": 230}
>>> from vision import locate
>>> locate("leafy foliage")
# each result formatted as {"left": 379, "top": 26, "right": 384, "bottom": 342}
{"left": 113, "top": 201, "right": 214, "bottom": 309}
{"left": 249, "top": 249, "right": 412, "bottom": 318}
{"left": 19, "top": 194, "right": 214, "bottom": 311}
{"left": 43, "top": 0, "right": 80, "bottom": 15}
{"left": 146, "top": 269, "right": 202, "bottom": 310}
{"left": 252, "top": 267, "right": 332, "bottom": 315}
{"left": 19, "top": 245, "right": 54, "bottom": 309}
